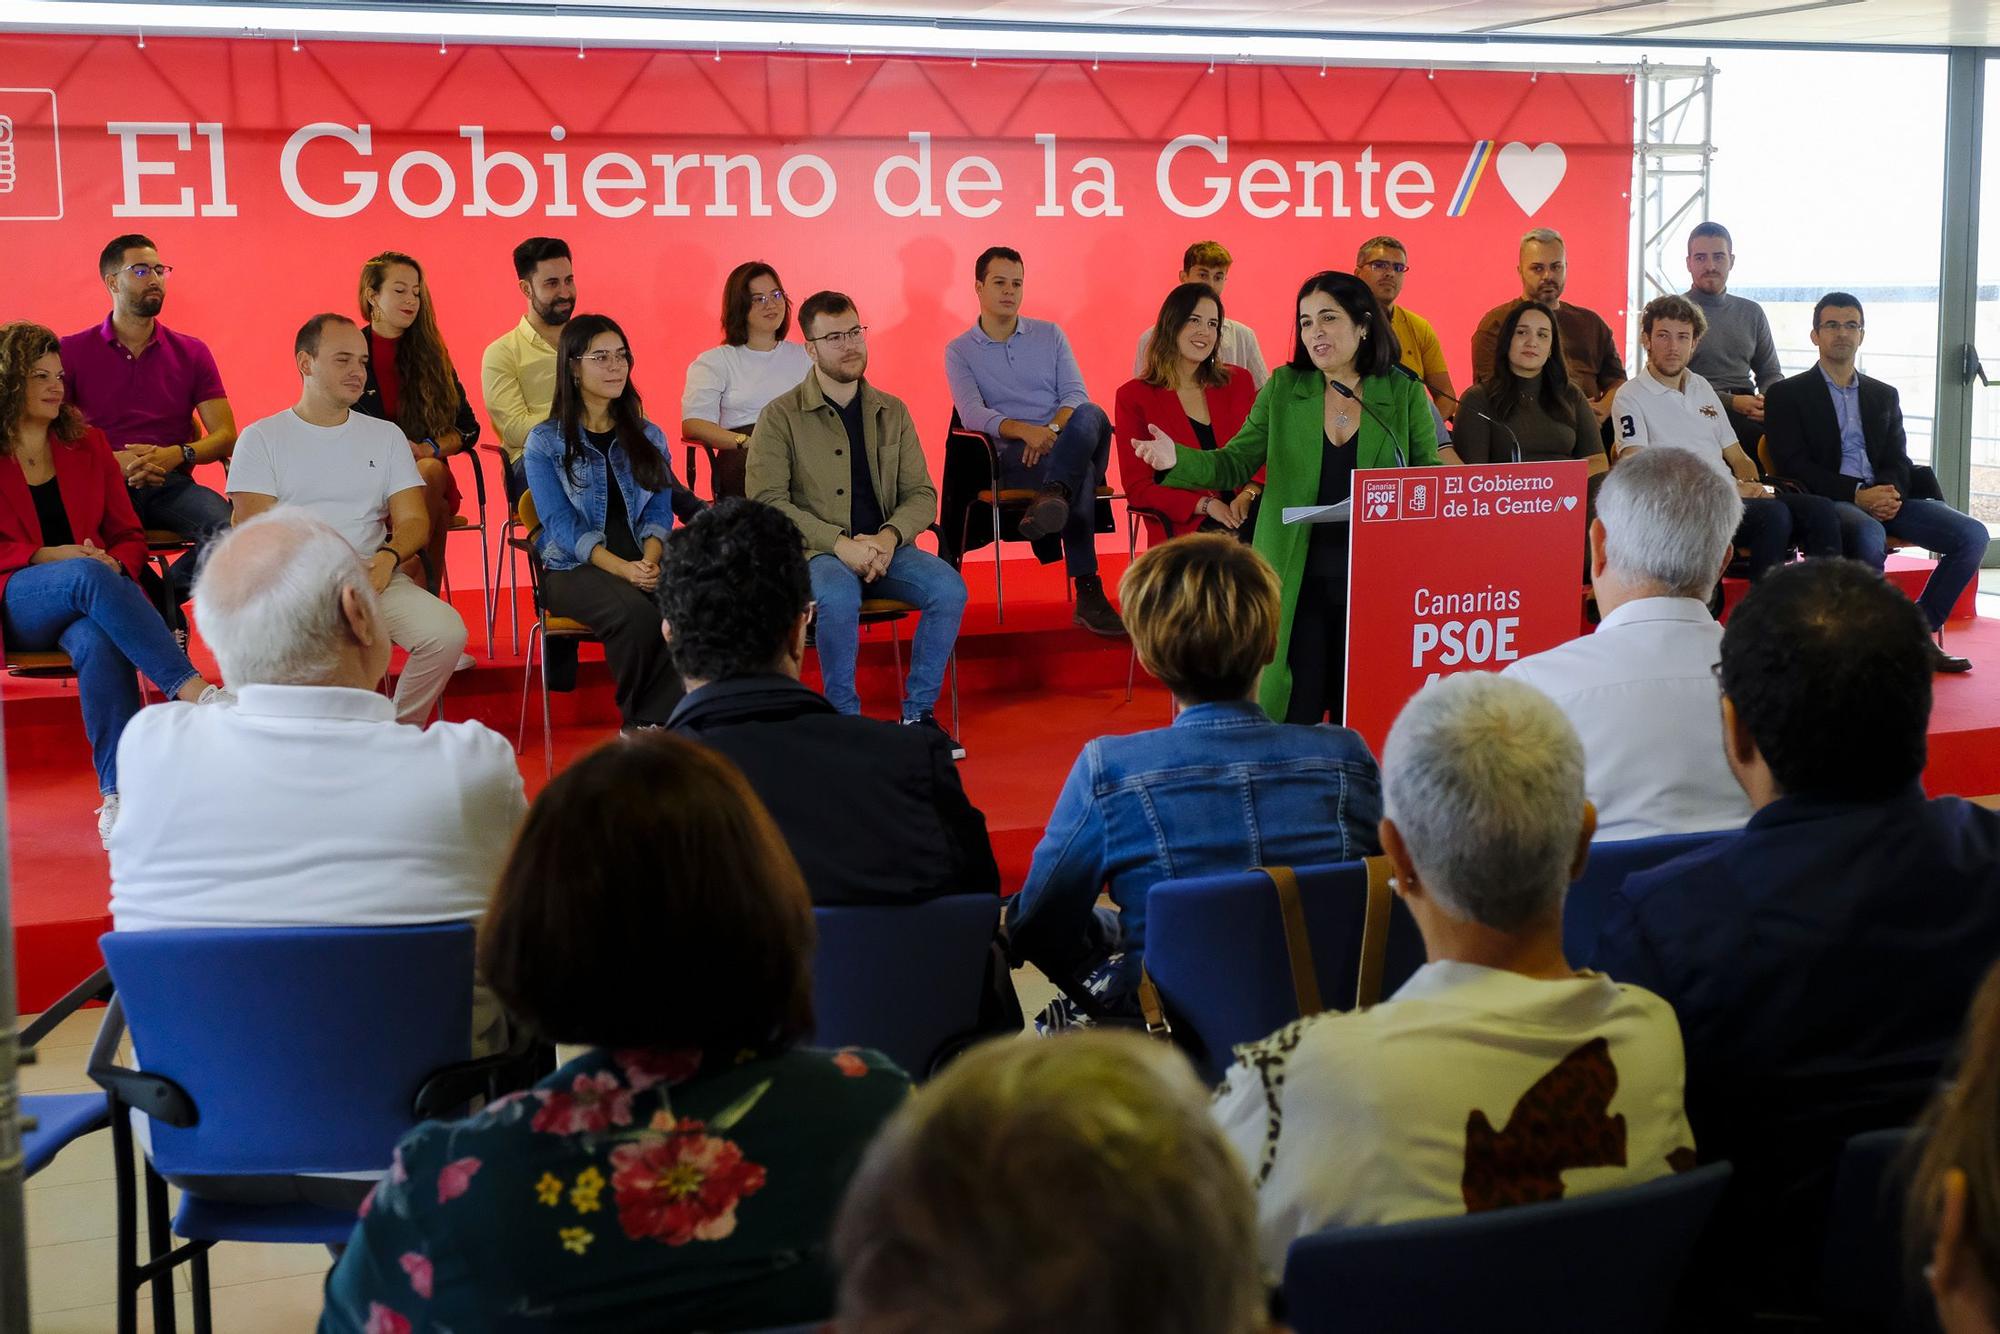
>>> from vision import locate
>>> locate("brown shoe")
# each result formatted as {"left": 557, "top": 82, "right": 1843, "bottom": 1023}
{"left": 1017, "top": 485, "right": 1071, "bottom": 542}
{"left": 1073, "top": 575, "right": 1127, "bottom": 638}
{"left": 1929, "top": 640, "right": 1972, "bottom": 673}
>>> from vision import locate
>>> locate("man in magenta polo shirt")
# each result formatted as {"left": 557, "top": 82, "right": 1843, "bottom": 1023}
{"left": 61, "top": 233, "right": 237, "bottom": 626}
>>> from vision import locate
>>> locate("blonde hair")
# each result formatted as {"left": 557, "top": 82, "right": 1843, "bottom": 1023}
{"left": 833, "top": 1032, "right": 1267, "bottom": 1334}
{"left": 1121, "top": 534, "right": 1279, "bottom": 703}
{"left": 1181, "top": 239, "right": 1232, "bottom": 272}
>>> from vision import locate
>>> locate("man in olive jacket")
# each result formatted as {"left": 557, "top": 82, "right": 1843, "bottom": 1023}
{"left": 747, "top": 290, "right": 968, "bottom": 752}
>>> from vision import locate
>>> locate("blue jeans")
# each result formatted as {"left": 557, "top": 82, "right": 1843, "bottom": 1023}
{"left": 808, "top": 545, "right": 967, "bottom": 718}
{"left": 130, "top": 470, "right": 232, "bottom": 603}
{"left": 996, "top": 402, "right": 1110, "bottom": 576}
{"left": 2, "top": 558, "right": 200, "bottom": 792}
{"left": 1836, "top": 497, "right": 1992, "bottom": 630}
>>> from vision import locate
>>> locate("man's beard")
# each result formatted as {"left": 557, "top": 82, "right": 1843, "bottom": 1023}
{"left": 819, "top": 357, "right": 866, "bottom": 385}
{"left": 133, "top": 292, "right": 164, "bottom": 318}
{"left": 535, "top": 297, "right": 575, "bottom": 326}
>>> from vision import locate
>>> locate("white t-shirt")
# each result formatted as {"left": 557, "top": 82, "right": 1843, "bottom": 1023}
{"left": 1612, "top": 368, "right": 1736, "bottom": 474}
{"left": 1133, "top": 316, "right": 1270, "bottom": 387}
{"left": 1212, "top": 961, "right": 1696, "bottom": 1277}
{"left": 226, "top": 408, "right": 425, "bottom": 555}
{"left": 680, "top": 341, "right": 812, "bottom": 430}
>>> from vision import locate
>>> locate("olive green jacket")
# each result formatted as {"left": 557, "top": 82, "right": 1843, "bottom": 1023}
{"left": 747, "top": 372, "right": 937, "bottom": 557}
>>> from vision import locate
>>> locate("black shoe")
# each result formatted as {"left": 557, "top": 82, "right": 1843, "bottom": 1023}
{"left": 906, "top": 711, "right": 966, "bottom": 760}
{"left": 1929, "top": 640, "right": 1973, "bottom": 674}
{"left": 1017, "top": 484, "right": 1071, "bottom": 542}
{"left": 1073, "top": 575, "right": 1127, "bottom": 638}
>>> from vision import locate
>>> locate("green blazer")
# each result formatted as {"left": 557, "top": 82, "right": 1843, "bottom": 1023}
{"left": 1161, "top": 364, "right": 1440, "bottom": 721}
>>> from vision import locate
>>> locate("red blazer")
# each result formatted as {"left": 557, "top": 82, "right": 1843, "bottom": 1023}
{"left": 1114, "top": 368, "right": 1259, "bottom": 539}
{"left": 0, "top": 425, "right": 147, "bottom": 604}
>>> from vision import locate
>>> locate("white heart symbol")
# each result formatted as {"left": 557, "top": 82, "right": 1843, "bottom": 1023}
{"left": 1495, "top": 142, "right": 1567, "bottom": 216}
{"left": 1561, "top": 495, "right": 1578, "bottom": 511}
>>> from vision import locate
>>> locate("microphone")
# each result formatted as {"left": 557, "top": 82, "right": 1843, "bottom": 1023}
{"left": 1474, "top": 410, "right": 1524, "bottom": 464}
{"left": 1329, "top": 378, "right": 1406, "bottom": 468}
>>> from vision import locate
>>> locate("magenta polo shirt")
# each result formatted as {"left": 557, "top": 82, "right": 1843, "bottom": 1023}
{"left": 59, "top": 316, "right": 227, "bottom": 450}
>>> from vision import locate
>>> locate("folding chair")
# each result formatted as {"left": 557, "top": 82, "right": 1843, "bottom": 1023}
{"left": 853, "top": 596, "right": 961, "bottom": 736}
{"left": 478, "top": 440, "right": 525, "bottom": 654}
{"left": 17, "top": 966, "right": 115, "bottom": 1180}
{"left": 141, "top": 528, "right": 197, "bottom": 629}
{"left": 514, "top": 490, "right": 601, "bottom": 776}
{"left": 812, "top": 897, "right": 1002, "bottom": 1077}
{"left": 437, "top": 449, "right": 496, "bottom": 657}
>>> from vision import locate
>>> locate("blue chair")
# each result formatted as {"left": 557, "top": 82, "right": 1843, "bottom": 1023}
{"left": 1282, "top": 1162, "right": 1734, "bottom": 1334}
{"left": 1143, "top": 859, "right": 1426, "bottom": 1085}
{"left": 18, "top": 966, "right": 114, "bottom": 1178}
{"left": 1821, "top": 1127, "right": 1942, "bottom": 1334}
{"left": 90, "top": 925, "right": 530, "bottom": 1334}
{"left": 813, "top": 897, "right": 1002, "bottom": 1078}
{"left": 1564, "top": 830, "right": 1725, "bottom": 964}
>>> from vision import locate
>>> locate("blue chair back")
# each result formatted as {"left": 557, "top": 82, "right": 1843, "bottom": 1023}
{"left": 1821, "top": 1127, "right": 1941, "bottom": 1334}
{"left": 1282, "top": 1162, "right": 1733, "bottom": 1334}
{"left": 812, "top": 897, "right": 999, "bottom": 1078}
{"left": 98, "top": 924, "right": 474, "bottom": 1178}
{"left": 1565, "top": 831, "right": 1725, "bottom": 964}
{"left": 1145, "top": 861, "right": 1426, "bottom": 1085}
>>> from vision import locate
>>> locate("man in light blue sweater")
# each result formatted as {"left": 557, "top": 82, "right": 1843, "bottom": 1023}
{"left": 1684, "top": 221, "right": 1783, "bottom": 452}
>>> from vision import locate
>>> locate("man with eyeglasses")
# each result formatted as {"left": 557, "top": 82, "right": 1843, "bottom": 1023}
{"left": 1131, "top": 239, "right": 1268, "bottom": 387}
{"left": 1682, "top": 222, "right": 1782, "bottom": 452}
{"left": 60, "top": 233, "right": 237, "bottom": 629}
{"left": 1764, "top": 292, "right": 1988, "bottom": 672}
{"left": 747, "top": 290, "right": 969, "bottom": 756}
{"left": 480, "top": 235, "right": 575, "bottom": 501}
{"left": 1470, "top": 227, "right": 1626, "bottom": 436}
{"left": 1355, "top": 235, "right": 1457, "bottom": 419}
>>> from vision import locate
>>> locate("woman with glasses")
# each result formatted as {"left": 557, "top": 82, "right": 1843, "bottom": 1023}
{"left": 0, "top": 322, "right": 223, "bottom": 847}
{"left": 524, "top": 314, "right": 687, "bottom": 730}
{"left": 681, "top": 261, "right": 812, "bottom": 500}
{"left": 355, "top": 250, "right": 482, "bottom": 594}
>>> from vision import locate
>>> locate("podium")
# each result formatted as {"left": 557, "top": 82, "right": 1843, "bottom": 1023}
{"left": 1333, "top": 460, "right": 1591, "bottom": 753}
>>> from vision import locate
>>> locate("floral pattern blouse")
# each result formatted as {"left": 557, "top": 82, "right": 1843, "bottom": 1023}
{"left": 319, "top": 1044, "right": 909, "bottom": 1333}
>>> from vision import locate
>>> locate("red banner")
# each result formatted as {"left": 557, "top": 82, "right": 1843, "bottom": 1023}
{"left": 0, "top": 36, "right": 1632, "bottom": 584}
{"left": 1343, "top": 460, "right": 1590, "bottom": 753}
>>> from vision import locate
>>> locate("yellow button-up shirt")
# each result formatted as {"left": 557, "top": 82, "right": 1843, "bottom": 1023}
{"left": 480, "top": 316, "right": 559, "bottom": 463}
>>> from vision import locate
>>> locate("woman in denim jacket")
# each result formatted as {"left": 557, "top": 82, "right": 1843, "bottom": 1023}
{"left": 1006, "top": 535, "right": 1383, "bottom": 1030}
{"left": 524, "top": 314, "right": 686, "bottom": 729}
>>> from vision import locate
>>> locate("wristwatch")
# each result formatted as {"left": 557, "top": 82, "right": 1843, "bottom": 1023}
{"left": 180, "top": 445, "right": 196, "bottom": 467}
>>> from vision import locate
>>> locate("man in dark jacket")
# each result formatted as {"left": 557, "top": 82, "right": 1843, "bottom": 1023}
{"left": 657, "top": 498, "right": 999, "bottom": 908}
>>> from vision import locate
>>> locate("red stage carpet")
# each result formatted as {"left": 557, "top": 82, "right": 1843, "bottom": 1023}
{"left": 8, "top": 554, "right": 1997, "bottom": 1011}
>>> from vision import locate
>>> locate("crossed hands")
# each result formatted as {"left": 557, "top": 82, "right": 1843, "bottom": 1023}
{"left": 835, "top": 531, "right": 896, "bottom": 581}
{"left": 49, "top": 539, "right": 123, "bottom": 570}
{"left": 114, "top": 444, "right": 181, "bottom": 488}
{"left": 620, "top": 557, "right": 662, "bottom": 592}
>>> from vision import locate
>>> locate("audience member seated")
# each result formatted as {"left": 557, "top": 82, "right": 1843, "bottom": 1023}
{"left": 747, "top": 290, "right": 967, "bottom": 749}
{"left": 1007, "top": 534, "right": 1382, "bottom": 1030}
{"left": 0, "top": 320, "right": 222, "bottom": 847}
{"left": 1213, "top": 672, "right": 1694, "bottom": 1277}
{"left": 1765, "top": 291, "right": 1989, "bottom": 671}
{"left": 523, "top": 313, "right": 686, "bottom": 731}
{"left": 834, "top": 1031, "right": 1274, "bottom": 1334}
{"left": 1356, "top": 233, "right": 1458, "bottom": 419}
{"left": 945, "top": 245, "right": 1124, "bottom": 637}
{"left": 659, "top": 498, "right": 1000, "bottom": 907}
{"left": 1590, "top": 559, "right": 2000, "bottom": 1312}
{"left": 481, "top": 235, "right": 576, "bottom": 500}
{"left": 320, "top": 734, "right": 910, "bottom": 1332}
{"left": 1683, "top": 221, "right": 1784, "bottom": 451}
{"left": 1132, "top": 239, "right": 1269, "bottom": 387}
{"left": 1115, "top": 282, "right": 1260, "bottom": 539}
{"left": 1451, "top": 300, "right": 1603, "bottom": 466}
{"left": 1505, "top": 448, "right": 1751, "bottom": 841}
{"left": 1910, "top": 960, "right": 2000, "bottom": 1334}
{"left": 681, "top": 260, "right": 812, "bottom": 500}
{"left": 1615, "top": 293, "right": 1840, "bottom": 582}
{"left": 1471, "top": 227, "right": 1627, "bottom": 433}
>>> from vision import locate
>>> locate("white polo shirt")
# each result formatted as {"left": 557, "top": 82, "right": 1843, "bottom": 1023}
{"left": 1503, "top": 597, "right": 1754, "bottom": 842}
{"left": 1612, "top": 367, "right": 1736, "bottom": 473}
{"left": 226, "top": 408, "right": 425, "bottom": 555}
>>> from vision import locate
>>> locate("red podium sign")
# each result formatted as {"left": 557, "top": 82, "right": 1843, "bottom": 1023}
{"left": 1342, "top": 460, "right": 1590, "bottom": 754}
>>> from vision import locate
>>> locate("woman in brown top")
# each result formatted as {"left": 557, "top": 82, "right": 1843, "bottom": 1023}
{"left": 1452, "top": 301, "right": 1604, "bottom": 468}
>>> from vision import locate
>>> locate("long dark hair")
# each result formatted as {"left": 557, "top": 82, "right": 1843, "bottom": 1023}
{"left": 551, "top": 314, "right": 670, "bottom": 493}
{"left": 1141, "top": 282, "right": 1232, "bottom": 390}
{"left": 358, "top": 251, "right": 462, "bottom": 442}
{"left": 1484, "top": 300, "right": 1573, "bottom": 421}
{"left": 1286, "top": 270, "right": 1400, "bottom": 379}
{"left": 720, "top": 260, "right": 790, "bottom": 346}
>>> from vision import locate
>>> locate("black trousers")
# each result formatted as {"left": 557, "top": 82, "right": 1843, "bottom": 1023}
{"left": 542, "top": 564, "right": 684, "bottom": 726}
{"left": 1285, "top": 569, "right": 1348, "bottom": 725}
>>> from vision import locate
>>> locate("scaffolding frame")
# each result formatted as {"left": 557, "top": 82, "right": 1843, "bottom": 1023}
{"left": 1632, "top": 59, "right": 1715, "bottom": 358}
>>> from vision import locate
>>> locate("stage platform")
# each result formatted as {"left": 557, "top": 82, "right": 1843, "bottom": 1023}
{"left": 9, "top": 553, "right": 1999, "bottom": 1011}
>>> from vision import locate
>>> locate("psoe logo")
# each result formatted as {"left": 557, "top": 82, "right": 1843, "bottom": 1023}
{"left": 1448, "top": 141, "right": 1566, "bottom": 218}
{"left": 0, "top": 90, "right": 63, "bottom": 219}
{"left": 1361, "top": 478, "right": 1402, "bottom": 522}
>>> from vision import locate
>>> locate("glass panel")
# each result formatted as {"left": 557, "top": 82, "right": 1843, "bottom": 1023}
{"left": 1973, "top": 55, "right": 2000, "bottom": 536}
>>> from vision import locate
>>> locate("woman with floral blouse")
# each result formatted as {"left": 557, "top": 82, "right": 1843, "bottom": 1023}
{"left": 319, "top": 734, "right": 910, "bottom": 1333}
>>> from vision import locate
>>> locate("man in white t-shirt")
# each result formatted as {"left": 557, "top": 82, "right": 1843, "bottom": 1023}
{"left": 228, "top": 313, "right": 467, "bottom": 724}
{"left": 1504, "top": 448, "right": 1751, "bottom": 841}
{"left": 1614, "top": 294, "right": 1839, "bottom": 582}
{"left": 1212, "top": 673, "right": 1695, "bottom": 1277}
{"left": 1132, "top": 239, "right": 1269, "bottom": 387}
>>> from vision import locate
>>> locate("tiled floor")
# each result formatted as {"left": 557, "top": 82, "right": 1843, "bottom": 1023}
{"left": 19, "top": 969, "right": 1065, "bottom": 1331}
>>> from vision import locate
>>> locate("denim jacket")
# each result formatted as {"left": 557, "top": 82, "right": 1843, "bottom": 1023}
{"left": 1006, "top": 699, "right": 1383, "bottom": 990}
{"left": 523, "top": 418, "right": 677, "bottom": 571}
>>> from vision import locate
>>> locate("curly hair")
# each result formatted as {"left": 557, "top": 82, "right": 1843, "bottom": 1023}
{"left": 656, "top": 499, "right": 811, "bottom": 683}
{"left": 0, "top": 321, "right": 87, "bottom": 451}
{"left": 357, "top": 251, "right": 462, "bottom": 442}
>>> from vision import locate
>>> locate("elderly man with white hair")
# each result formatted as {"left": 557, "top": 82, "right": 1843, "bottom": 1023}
{"left": 1212, "top": 673, "right": 1695, "bottom": 1276}
{"left": 1503, "top": 446, "right": 1751, "bottom": 841}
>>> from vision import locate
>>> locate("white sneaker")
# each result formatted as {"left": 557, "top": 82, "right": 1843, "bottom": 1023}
{"left": 195, "top": 685, "right": 236, "bottom": 706}
{"left": 454, "top": 653, "right": 476, "bottom": 672}
{"left": 96, "top": 794, "right": 120, "bottom": 850}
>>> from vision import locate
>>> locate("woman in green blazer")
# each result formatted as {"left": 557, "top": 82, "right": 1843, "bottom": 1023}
{"left": 1131, "top": 270, "right": 1440, "bottom": 724}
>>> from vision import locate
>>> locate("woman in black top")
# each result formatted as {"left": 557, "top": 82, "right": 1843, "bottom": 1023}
{"left": 1452, "top": 301, "right": 1604, "bottom": 467}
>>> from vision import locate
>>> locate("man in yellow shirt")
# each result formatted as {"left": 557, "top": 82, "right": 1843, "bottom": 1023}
{"left": 1356, "top": 235, "right": 1457, "bottom": 419}
{"left": 480, "top": 236, "right": 576, "bottom": 500}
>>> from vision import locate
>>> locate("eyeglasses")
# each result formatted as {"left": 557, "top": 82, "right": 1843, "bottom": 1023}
{"left": 120, "top": 264, "right": 173, "bottom": 280}
{"left": 572, "top": 348, "right": 631, "bottom": 367}
{"left": 1817, "top": 320, "right": 1863, "bottom": 334}
{"left": 1362, "top": 259, "right": 1409, "bottom": 274}
{"left": 748, "top": 290, "right": 788, "bottom": 307}
{"left": 807, "top": 326, "right": 868, "bottom": 347}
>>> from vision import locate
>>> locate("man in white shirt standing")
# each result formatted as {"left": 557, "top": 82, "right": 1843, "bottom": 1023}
{"left": 1614, "top": 294, "right": 1840, "bottom": 583}
{"left": 1212, "top": 673, "right": 1695, "bottom": 1277}
{"left": 1132, "top": 240, "right": 1268, "bottom": 387}
{"left": 1504, "top": 448, "right": 1751, "bottom": 841}
{"left": 228, "top": 313, "right": 467, "bottom": 724}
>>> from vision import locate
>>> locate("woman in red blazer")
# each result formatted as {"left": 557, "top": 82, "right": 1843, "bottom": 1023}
{"left": 1115, "top": 283, "right": 1262, "bottom": 541}
{"left": 0, "top": 322, "right": 219, "bottom": 845}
